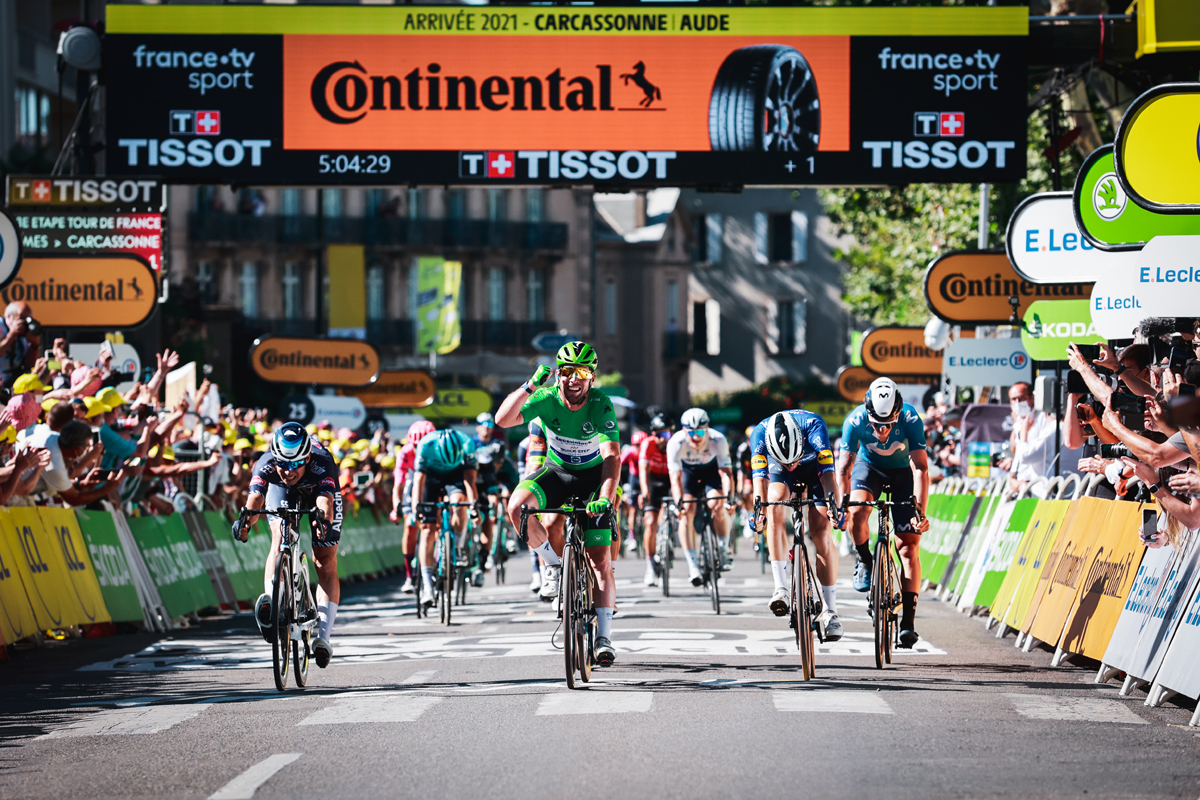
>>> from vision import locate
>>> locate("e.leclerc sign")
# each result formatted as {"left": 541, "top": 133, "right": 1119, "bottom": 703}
{"left": 1005, "top": 191, "right": 1138, "bottom": 283}
{"left": 1073, "top": 145, "right": 1200, "bottom": 252}
{"left": 250, "top": 335, "right": 381, "bottom": 386}
{"left": 1090, "top": 235, "right": 1200, "bottom": 339}
{"left": 1019, "top": 299, "right": 1105, "bottom": 362}
{"left": 942, "top": 337, "right": 1031, "bottom": 385}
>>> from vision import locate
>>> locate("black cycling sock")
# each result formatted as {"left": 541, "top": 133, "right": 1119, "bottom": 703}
{"left": 855, "top": 543, "right": 873, "bottom": 569}
{"left": 901, "top": 591, "right": 918, "bottom": 630}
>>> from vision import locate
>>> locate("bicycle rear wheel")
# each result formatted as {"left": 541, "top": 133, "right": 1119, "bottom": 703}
{"left": 704, "top": 524, "right": 721, "bottom": 615}
{"left": 794, "top": 544, "right": 816, "bottom": 680}
{"left": 562, "top": 542, "right": 578, "bottom": 689}
{"left": 871, "top": 538, "right": 892, "bottom": 669}
{"left": 657, "top": 519, "right": 671, "bottom": 598}
{"left": 293, "top": 553, "right": 312, "bottom": 688}
{"left": 271, "top": 554, "right": 292, "bottom": 691}
{"left": 441, "top": 527, "right": 453, "bottom": 625}
{"left": 576, "top": 547, "right": 592, "bottom": 683}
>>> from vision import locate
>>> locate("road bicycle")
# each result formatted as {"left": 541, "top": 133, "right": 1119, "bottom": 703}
{"left": 844, "top": 495, "right": 920, "bottom": 669}
{"left": 755, "top": 497, "right": 825, "bottom": 680}
{"left": 418, "top": 500, "right": 475, "bottom": 625}
{"left": 485, "top": 490, "right": 516, "bottom": 585}
{"left": 655, "top": 497, "right": 678, "bottom": 598}
{"left": 519, "top": 499, "right": 608, "bottom": 689}
{"left": 235, "top": 506, "right": 322, "bottom": 692}
{"left": 678, "top": 495, "right": 729, "bottom": 615}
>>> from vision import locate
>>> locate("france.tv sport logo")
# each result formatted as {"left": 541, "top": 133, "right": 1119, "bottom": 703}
{"left": 947, "top": 351, "right": 1027, "bottom": 370}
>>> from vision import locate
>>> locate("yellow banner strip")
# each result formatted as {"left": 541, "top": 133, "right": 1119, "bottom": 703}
{"left": 108, "top": 6, "right": 1028, "bottom": 37}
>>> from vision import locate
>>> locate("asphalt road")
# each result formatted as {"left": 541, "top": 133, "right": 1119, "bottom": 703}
{"left": 3, "top": 543, "right": 1200, "bottom": 800}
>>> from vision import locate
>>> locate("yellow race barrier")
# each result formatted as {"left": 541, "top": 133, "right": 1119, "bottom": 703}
{"left": 38, "top": 507, "right": 110, "bottom": 626}
{"left": 0, "top": 512, "right": 37, "bottom": 644}
{"left": 1024, "top": 497, "right": 1110, "bottom": 645}
{"left": 1003, "top": 499, "right": 1071, "bottom": 630}
{"left": 1059, "top": 502, "right": 1146, "bottom": 660}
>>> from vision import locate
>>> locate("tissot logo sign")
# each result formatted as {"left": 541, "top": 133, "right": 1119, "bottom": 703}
{"left": 104, "top": 5, "right": 1026, "bottom": 186}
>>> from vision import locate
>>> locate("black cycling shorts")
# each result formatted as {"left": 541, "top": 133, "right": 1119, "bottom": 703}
{"left": 680, "top": 460, "right": 724, "bottom": 498}
{"left": 768, "top": 461, "right": 829, "bottom": 507}
{"left": 418, "top": 468, "right": 468, "bottom": 523}
{"left": 265, "top": 483, "right": 343, "bottom": 547}
{"left": 641, "top": 474, "right": 671, "bottom": 511}
{"left": 851, "top": 460, "right": 918, "bottom": 534}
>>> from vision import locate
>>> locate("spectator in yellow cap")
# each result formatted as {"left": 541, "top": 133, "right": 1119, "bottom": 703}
{"left": 12, "top": 373, "right": 49, "bottom": 397}
{"left": 83, "top": 396, "right": 108, "bottom": 420}
{"left": 97, "top": 390, "right": 153, "bottom": 473}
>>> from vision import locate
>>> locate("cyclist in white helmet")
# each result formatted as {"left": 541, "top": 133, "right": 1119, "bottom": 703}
{"left": 839, "top": 376, "right": 931, "bottom": 648}
{"left": 667, "top": 408, "right": 734, "bottom": 585}
{"left": 748, "top": 409, "right": 844, "bottom": 639}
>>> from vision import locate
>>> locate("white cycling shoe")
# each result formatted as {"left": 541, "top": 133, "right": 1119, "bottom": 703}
{"left": 768, "top": 588, "right": 789, "bottom": 617}
{"left": 529, "top": 572, "right": 542, "bottom": 593}
{"left": 540, "top": 565, "right": 561, "bottom": 601}
{"left": 313, "top": 638, "right": 332, "bottom": 669}
{"left": 400, "top": 577, "right": 415, "bottom": 595}
{"left": 823, "top": 613, "right": 844, "bottom": 642}
{"left": 643, "top": 565, "right": 658, "bottom": 587}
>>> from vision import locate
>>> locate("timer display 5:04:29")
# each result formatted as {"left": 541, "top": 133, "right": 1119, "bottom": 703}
{"left": 317, "top": 154, "right": 392, "bottom": 174}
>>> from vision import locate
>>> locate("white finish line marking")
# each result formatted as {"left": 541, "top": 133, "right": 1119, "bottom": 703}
{"left": 39, "top": 705, "right": 207, "bottom": 738}
{"left": 298, "top": 694, "right": 441, "bottom": 725}
{"left": 1006, "top": 693, "right": 1148, "bottom": 724}
{"left": 536, "top": 691, "right": 654, "bottom": 716}
{"left": 400, "top": 670, "right": 437, "bottom": 684}
{"left": 773, "top": 690, "right": 895, "bottom": 715}
{"left": 208, "top": 753, "right": 301, "bottom": 800}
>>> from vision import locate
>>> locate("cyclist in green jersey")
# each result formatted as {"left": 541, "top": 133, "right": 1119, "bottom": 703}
{"left": 496, "top": 342, "right": 622, "bottom": 666}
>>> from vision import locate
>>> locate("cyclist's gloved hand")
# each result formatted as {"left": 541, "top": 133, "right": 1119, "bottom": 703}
{"left": 828, "top": 504, "right": 846, "bottom": 531}
{"left": 529, "top": 365, "right": 553, "bottom": 388}
{"left": 586, "top": 497, "right": 612, "bottom": 516}
{"left": 389, "top": 509, "right": 400, "bottom": 525}
{"left": 232, "top": 518, "right": 247, "bottom": 543}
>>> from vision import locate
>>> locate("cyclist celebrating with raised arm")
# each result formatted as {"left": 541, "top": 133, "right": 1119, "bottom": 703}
{"left": 750, "top": 410, "right": 845, "bottom": 639}
{"left": 638, "top": 415, "right": 673, "bottom": 587}
{"left": 497, "top": 342, "right": 622, "bottom": 666}
{"left": 411, "top": 427, "right": 479, "bottom": 609}
{"left": 838, "top": 377, "right": 931, "bottom": 648}
{"left": 668, "top": 408, "right": 735, "bottom": 586}
{"left": 235, "top": 422, "right": 343, "bottom": 669}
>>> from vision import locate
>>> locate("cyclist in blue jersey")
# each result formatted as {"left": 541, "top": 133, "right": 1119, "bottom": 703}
{"left": 749, "top": 410, "right": 844, "bottom": 640}
{"left": 838, "top": 377, "right": 931, "bottom": 648}
{"left": 411, "top": 428, "right": 479, "bottom": 608}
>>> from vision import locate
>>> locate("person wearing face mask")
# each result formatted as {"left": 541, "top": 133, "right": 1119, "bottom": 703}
{"left": 1001, "top": 382, "right": 1079, "bottom": 494}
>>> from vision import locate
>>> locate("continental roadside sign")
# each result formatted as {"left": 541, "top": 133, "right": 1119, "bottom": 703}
{"left": 1073, "top": 144, "right": 1200, "bottom": 251}
{"left": 249, "top": 335, "right": 380, "bottom": 386}
{"left": 0, "top": 255, "right": 157, "bottom": 328}
{"left": 1114, "top": 82, "right": 1200, "bottom": 212}
{"left": 339, "top": 370, "right": 436, "bottom": 407}
{"left": 860, "top": 326, "right": 942, "bottom": 376}
{"left": 923, "top": 250, "right": 1093, "bottom": 325}
{"left": 836, "top": 365, "right": 937, "bottom": 404}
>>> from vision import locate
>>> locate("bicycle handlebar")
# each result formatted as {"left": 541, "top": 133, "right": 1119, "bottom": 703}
{"left": 238, "top": 506, "right": 321, "bottom": 519}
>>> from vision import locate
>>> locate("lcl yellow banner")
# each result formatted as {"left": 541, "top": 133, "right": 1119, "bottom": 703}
{"left": 860, "top": 326, "right": 942, "bottom": 376}
{"left": 1115, "top": 83, "right": 1200, "bottom": 211}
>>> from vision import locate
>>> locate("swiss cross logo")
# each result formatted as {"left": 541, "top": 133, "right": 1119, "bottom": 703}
{"left": 487, "top": 151, "right": 516, "bottom": 178}
{"left": 31, "top": 180, "right": 51, "bottom": 202}
{"left": 940, "top": 112, "right": 965, "bottom": 137}
{"left": 195, "top": 111, "right": 221, "bottom": 136}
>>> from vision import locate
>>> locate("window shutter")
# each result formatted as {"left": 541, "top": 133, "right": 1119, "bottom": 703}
{"left": 792, "top": 299, "right": 808, "bottom": 355}
{"left": 705, "top": 299, "right": 721, "bottom": 356}
{"left": 791, "top": 211, "right": 809, "bottom": 264}
{"left": 754, "top": 212, "right": 769, "bottom": 264}
{"left": 706, "top": 213, "right": 723, "bottom": 263}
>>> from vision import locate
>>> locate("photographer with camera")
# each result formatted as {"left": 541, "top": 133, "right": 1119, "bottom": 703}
{"left": 0, "top": 302, "right": 41, "bottom": 391}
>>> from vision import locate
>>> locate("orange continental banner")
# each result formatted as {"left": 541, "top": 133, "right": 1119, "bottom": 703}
{"left": 250, "top": 335, "right": 380, "bottom": 387}
{"left": 835, "top": 365, "right": 938, "bottom": 404}
{"left": 0, "top": 255, "right": 158, "bottom": 328}
{"left": 1059, "top": 501, "right": 1145, "bottom": 660}
{"left": 861, "top": 326, "right": 942, "bottom": 376}
{"left": 282, "top": 34, "right": 850, "bottom": 152}
{"left": 339, "top": 370, "right": 435, "bottom": 407}
{"left": 923, "top": 251, "right": 1093, "bottom": 326}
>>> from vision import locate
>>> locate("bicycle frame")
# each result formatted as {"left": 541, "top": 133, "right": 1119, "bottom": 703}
{"left": 844, "top": 494, "right": 919, "bottom": 668}
{"left": 678, "top": 495, "right": 728, "bottom": 614}
{"left": 756, "top": 496, "right": 825, "bottom": 679}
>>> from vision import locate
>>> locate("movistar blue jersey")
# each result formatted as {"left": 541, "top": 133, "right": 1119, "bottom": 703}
{"left": 749, "top": 410, "right": 835, "bottom": 478}
{"left": 841, "top": 402, "right": 926, "bottom": 470}
{"left": 415, "top": 430, "right": 478, "bottom": 476}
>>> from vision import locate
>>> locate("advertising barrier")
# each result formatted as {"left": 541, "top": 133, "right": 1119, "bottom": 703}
{"left": 1114, "top": 83, "right": 1200, "bottom": 212}
{"left": 3, "top": 507, "right": 86, "bottom": 630}
{"left": 39, "top": 507, "right": 111, "bottom": 628}
{"left": 1005, "top": 192, "right": 1140, "bottom": 283}
{"left": 1148, "top": 572, "right": 1200, "bottom": 720}
{"left": 955, "top": 495, "right": 1016, "bottom": 607}
{"left": 1022, "top": 496, "right": 1109, "bottom": 647}
{"left": 76, "top": 508, "right": 145, "bottom": 623}
{"left": 0, "top": 512, "right": 38, "bottom": 644}
{"left": 1118, "top": 528, "right": 1200, "bottom": 688}
{"left": 126, "top": 514, "right": 219, "bottom": 619}
{"left": 970, "top": 495, "right": 1035, "bottom": 608}
{"left": 1002, "top": 499, "right": 1070, "bottom": 631}
{"left": 923, "top": 250, "right": 1093, "bottom": 325}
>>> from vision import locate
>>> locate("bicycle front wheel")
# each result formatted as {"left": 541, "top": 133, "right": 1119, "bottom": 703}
{"left": 562, "top": 542, "right": 578, "bottom": 689}
{"left": 657, "top": 520, "right": 671, "bottom": 598}
{"left": 441, "top": 527, "right": 453, "bottom": 625}
{"left": 292, "top": 553, "right": 313, "bottom": 688}
{"left": 871, "top": 539, "right": 892, "bottom": 669}
{"left": 705, "top": 524, "right": 721, "bottom": 615}
{"left": 794, "top": 544, "right": 816, "bottom": 680}
{"left": 271, "top": 554, "right": 292, "bottom": 691}
{"left": 576, "top": 547, "right": 592, "bottom": 684}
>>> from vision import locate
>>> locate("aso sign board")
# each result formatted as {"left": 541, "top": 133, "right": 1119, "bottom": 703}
{"left": 104, "top": 5, "right": 1026, "bottom": 186}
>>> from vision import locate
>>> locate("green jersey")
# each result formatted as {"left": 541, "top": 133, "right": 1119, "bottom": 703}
{"left": 521, "top": 386, "right": 619, "bottom": 470}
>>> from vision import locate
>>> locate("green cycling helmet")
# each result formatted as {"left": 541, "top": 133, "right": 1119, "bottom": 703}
{"left": 556, "top": 341, "right": 598, "bottom": 370}
{"left": 433, "top": 431, "right": 464, "bottom": 465}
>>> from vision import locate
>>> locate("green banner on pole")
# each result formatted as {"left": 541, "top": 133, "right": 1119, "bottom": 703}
{"left": 1020, "top": 299, "right": 1106, "bottom": 362}
{"left": 1074, "top": 144, "right": 1200, "bottom": 251}
{"left": 74, "top": 509, "right": 143, "bottom": 623}
{"left": 415, "top": 256, "right": 462, "bottom": 355}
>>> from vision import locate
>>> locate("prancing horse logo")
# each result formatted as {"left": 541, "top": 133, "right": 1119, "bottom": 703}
{"left": 620, "top": 62, "right": 661, "bottom": 108}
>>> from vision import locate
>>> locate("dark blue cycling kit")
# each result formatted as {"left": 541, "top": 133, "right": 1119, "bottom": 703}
{"left": 749, "top": 410, "right": 835, "bottom": 503}
{"left": 248, "top": 443, "right": 343, "bottom": 546}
